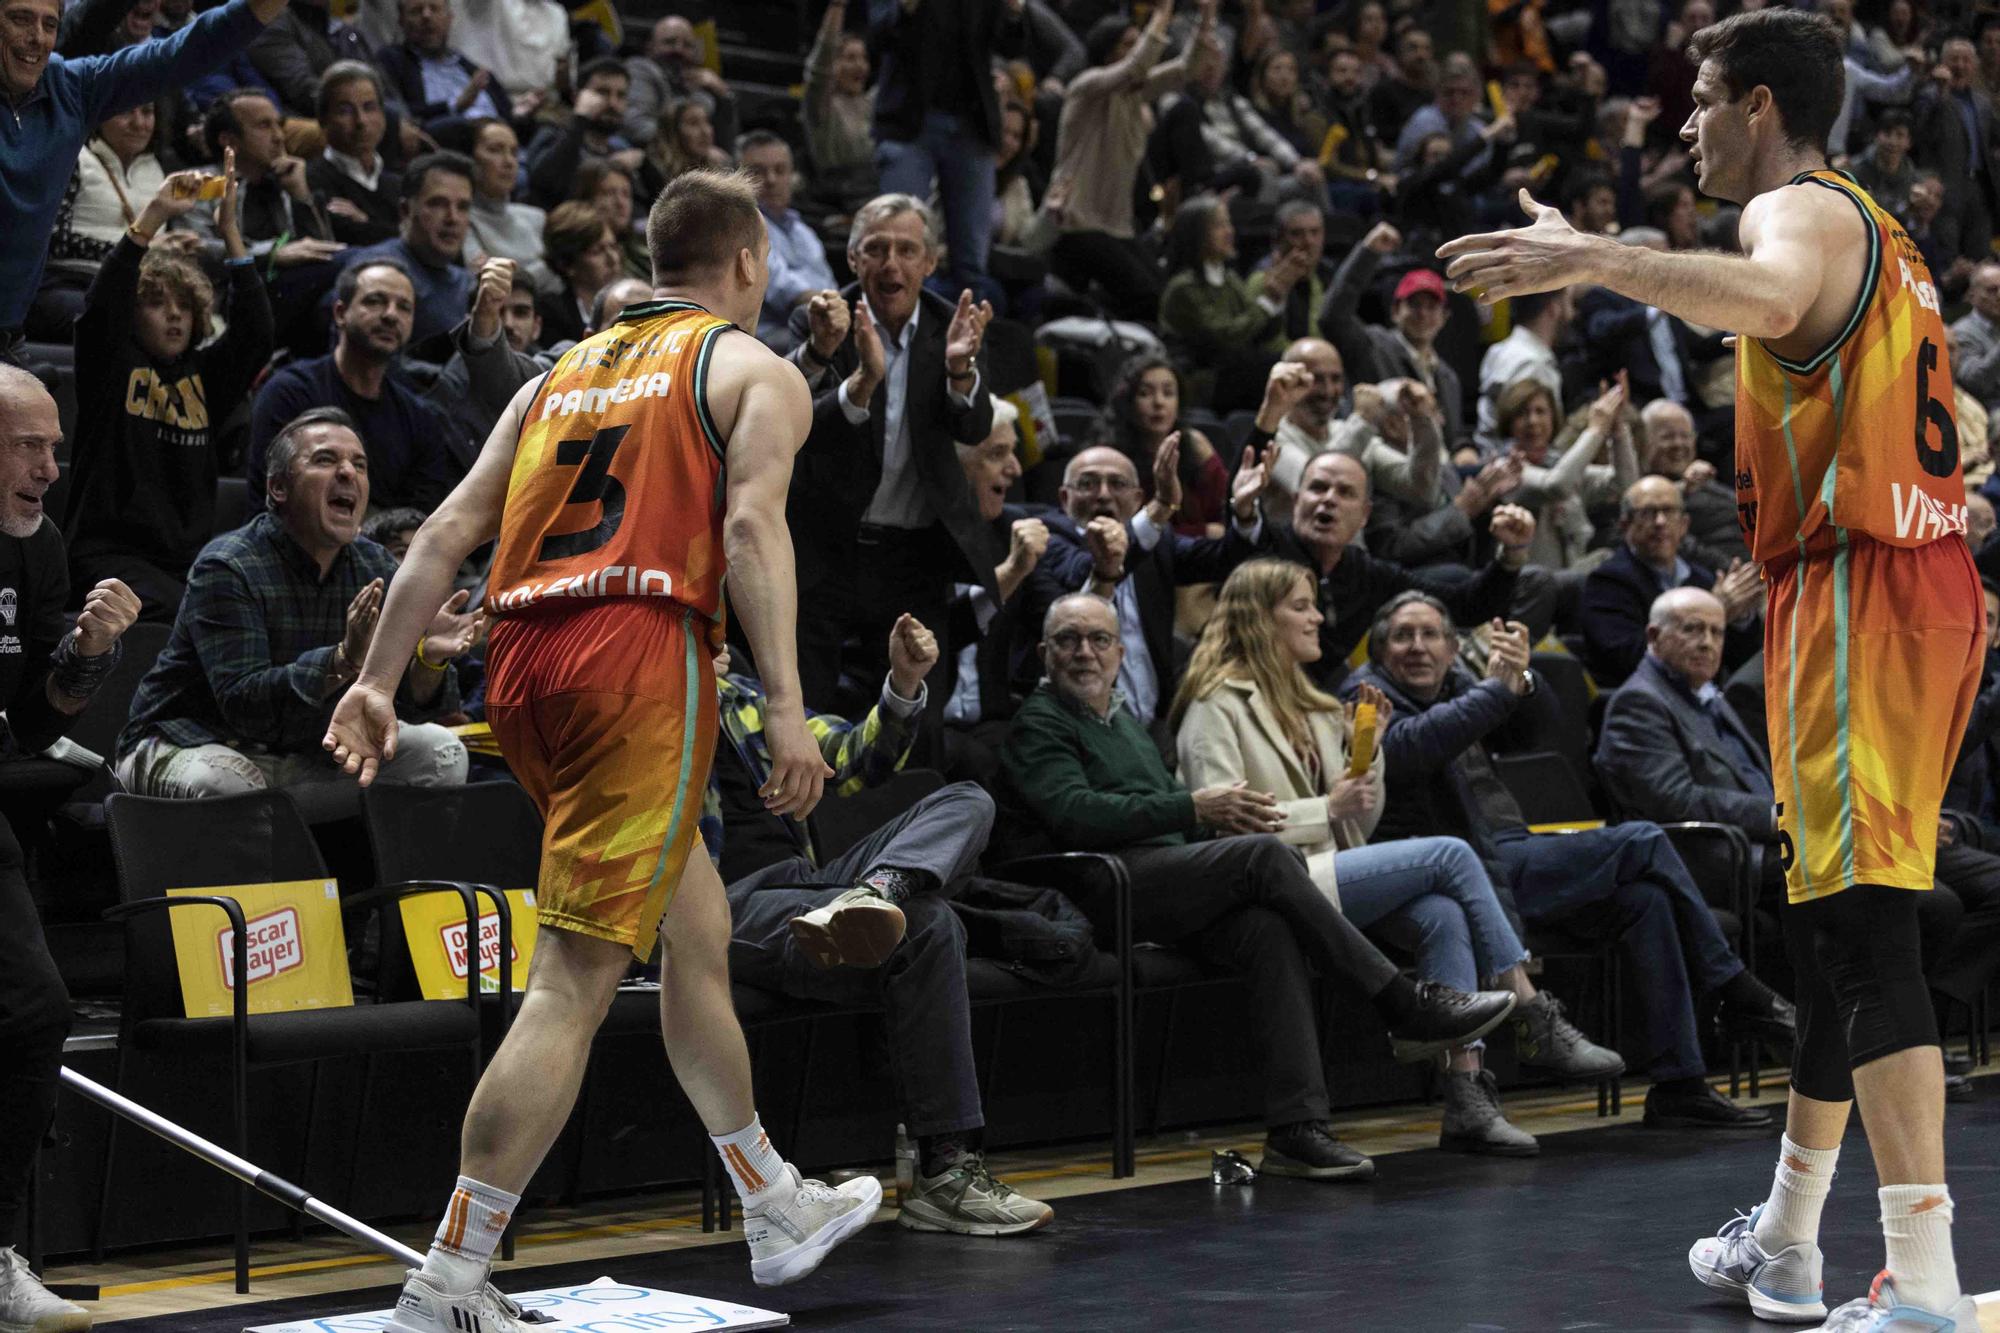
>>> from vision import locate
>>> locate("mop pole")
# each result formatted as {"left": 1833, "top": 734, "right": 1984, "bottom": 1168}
{"left": 59, "top": 1067, "right": 424, "bottom": 1269}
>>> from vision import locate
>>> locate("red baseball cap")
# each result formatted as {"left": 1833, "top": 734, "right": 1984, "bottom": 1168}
{"left": 1393, "top": 268, "right": 1446, "bottom": 303}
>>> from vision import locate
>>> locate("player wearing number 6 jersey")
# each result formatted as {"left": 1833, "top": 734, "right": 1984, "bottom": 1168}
{"left": 321, "top": 171, "right": 882, "bottom": 1333}
{"left": 1438, "top": 10, "right": 1981, "bottom": 1331}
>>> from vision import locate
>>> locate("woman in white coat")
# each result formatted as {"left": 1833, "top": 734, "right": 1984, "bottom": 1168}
{"left": 1173, "top": 559, "right": 1623, "bottom": 1154}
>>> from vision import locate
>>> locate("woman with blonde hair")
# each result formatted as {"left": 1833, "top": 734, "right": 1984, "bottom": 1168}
{"left": 1173, "top": 558, "right": 1624, "bottom": 1154}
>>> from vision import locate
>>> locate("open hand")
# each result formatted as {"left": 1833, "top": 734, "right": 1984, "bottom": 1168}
{"left": 1151, "top": 430, "right": 1184, "bottom": 516}
{"left": 1192, "top": 781, "right": 1284, "bottom": 835}
{"left": 1437, "top": 190, "right": 1601, "bottom": 301}
{"left": 944, "top": 288, "right": 993, "bottom": 378}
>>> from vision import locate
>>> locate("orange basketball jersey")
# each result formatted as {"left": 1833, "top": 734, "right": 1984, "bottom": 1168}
{"left": 1734, "top": 169, "right": 1968, "bottom": 566}
{"left": 489, "top": 300, "right": 734, "bottom": 620}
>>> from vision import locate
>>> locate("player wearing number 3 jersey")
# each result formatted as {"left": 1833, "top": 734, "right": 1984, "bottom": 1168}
{"left": 321, "top": 172, "right": 880, "bottom": 1333}
{"left": 1438, "top": 10, "right": 1980, "bottom": 1331}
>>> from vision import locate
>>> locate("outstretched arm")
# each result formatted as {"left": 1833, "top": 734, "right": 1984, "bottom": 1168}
{"left": 1438, "top": 187, "right": 1829, "bottom": 340}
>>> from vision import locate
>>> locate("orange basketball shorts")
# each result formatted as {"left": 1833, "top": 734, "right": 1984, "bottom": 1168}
{"left": 485, "top": 599, "right": 721, "bottom": 961}
{"left": 1764, "top": 533, "right": 1985, "bottom": 905}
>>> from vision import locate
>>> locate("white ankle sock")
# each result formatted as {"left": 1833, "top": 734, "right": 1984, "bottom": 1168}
{"left": 1879, "top": 1183, "right": 1961, "bottom": 1312}
{"left": 418, "top": 1175, "right": 520, "bottom": 1294}
{"left": 712, "top": 1116, "right": 788, "bottom": 1205}
{"left": 1753, "top": 1136, "right": 1839, "bottom": 1252}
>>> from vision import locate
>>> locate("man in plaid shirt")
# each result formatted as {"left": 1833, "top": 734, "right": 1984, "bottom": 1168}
{"left": 115, "top": 408, "right": 480, "bottom": 817}
{"left": 706, "top": 612, "right": 1054, "bottom": 1238}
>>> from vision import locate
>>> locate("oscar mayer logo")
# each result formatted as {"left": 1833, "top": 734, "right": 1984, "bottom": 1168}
{"left": 217, "top": 908, "right": 304, "bottom": 989}
{"left": 440, "top": 911, "right": 517, "bottom": 987}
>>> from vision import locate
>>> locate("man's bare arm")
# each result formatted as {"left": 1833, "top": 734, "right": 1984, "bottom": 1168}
{"left": 1438, "top": 187, "right": 1831, "bottom": 340}
{"left": 352, "top": 378, "right": 528, "bottom": 693}
{"left": 718, "top": 343, "right": 814, "bottom": 710}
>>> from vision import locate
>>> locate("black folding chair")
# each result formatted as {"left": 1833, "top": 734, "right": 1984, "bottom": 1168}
{"left": 97, "top": 791, "right": 486, "bottom": 1291}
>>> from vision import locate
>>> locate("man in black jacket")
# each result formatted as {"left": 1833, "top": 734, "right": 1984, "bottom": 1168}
{"left": 0, "top": 366, "right": 142, "bottom": 1333}
{"left": 1348, "top": 589, "right": 1792, "bottom": 1129}
{"left": 1265, "top": 450, "right": 1533, "bottom": 689}
{"left": 1017, "top": 436, "right": 1264, "bottom": 731}
{"left": 785, "top": 195, "right": 1001, "bottom": 714}
{"left": 940, "top": 399, "right": 1046, "bottom": 782}
{"left": 1580, "top": 475, "right": 1760, "bottom": 687}
{"left": 870, "top": 0, "right": 1027, "bottom": 305}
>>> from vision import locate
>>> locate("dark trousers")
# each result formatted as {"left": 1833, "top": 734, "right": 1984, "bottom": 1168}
{"left": 1493, "top": 823, "right": 1744, "bottom": 1082}
{"left": 0, "top": 814, "right": 68, "bottom": 1248}
{"left": 796, "top": 523, "right": 958, "bottom": 717}
{"left": 1049, "top": 231, "right": 1163, "bottom": 324}
{"left": 1120, "top": 835, "right": 1399, "bottom": 1128}
{"left": 1930, "top": 841, "right": 2000, "bottom": 1005}
{"left": 725, "top": 784, "right": 992, "bottom": 1137}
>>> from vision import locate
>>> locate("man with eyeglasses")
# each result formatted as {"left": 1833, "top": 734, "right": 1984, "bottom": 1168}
{"left": 1019, "top": 433, "right": 1267, "bottom": 734}
{"left": 1581, "top": 474, "right": 1762, "bottom": 687}
{"left": 996, "top": 591, "right": 1519, "bottom": 1181}
{"left": 1638, "top": 398, "right": 1746, "bottom": 570}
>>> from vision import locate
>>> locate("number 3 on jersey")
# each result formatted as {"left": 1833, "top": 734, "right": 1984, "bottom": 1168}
{"left": 538, "top": 424, "right": 629, "bottom": 562}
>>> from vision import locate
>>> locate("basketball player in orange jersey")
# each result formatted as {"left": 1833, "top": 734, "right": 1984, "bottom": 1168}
{"left": 1439, "top": 12, "right": 1982, "bottom": 1331}
{"left": 322, "top": 171, "right": 880, "bottom": 1333}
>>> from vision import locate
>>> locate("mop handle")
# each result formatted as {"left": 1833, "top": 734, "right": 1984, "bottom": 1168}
{"left": 59, "top": 1067, "right": 426, "bottom": 1269}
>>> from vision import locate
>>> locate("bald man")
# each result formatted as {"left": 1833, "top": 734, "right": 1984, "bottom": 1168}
{"left": 1580, "top": 474, "right": 1762, "bottom": 687}
{"left": 1021, "top": 439, "right": 1267, "bottom": 728}
{"left": 1595, "top": 587, "right": 1781, "bottom": 839}
{"left": 0, "top": 366, "right": 141, "bottom": 1330}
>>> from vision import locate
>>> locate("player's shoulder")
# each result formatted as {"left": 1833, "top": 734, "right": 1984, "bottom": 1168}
{"left": 1742, "top": 174, "right": 1872, "bottom": 242}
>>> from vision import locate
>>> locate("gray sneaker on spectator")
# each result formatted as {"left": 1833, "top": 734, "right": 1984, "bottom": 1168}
{"left": 898, "top": 1154, "right": 1053, "bottom": 1236}
{"left": 1439, "top": 1068, "right": 1540, "bottom": 1157}
{"left": 1260, "top": 1121, "right": 1376, "bottom": 1181}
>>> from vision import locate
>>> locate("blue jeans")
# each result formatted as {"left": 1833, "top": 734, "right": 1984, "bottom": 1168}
{"left": 876, "top": 110, "right": 997, "bottom": 303}
{"left": 1334, "top": 836, "right": 1529, "bottom": 995}
{"left": 1493, "top": 822, "right": 1744, "bottom": 1081}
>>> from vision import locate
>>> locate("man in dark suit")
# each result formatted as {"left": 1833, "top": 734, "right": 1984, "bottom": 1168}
{"left": 786, "top": 194, "right": 1001, "bottom": 714}
{"left": 1913, "top": 37, "right": 2000, "bottom": 264}
{"left": 1594, "top": 587, "right": 1779, "bottom": 843}
{"left": 1601, "top": 590, "right": 2000, "bottom": 1074}
{"left": 374, "top": 0, "right": 512, "bottom": 136}
{"left": 940, "top": 399, "right": 1047, "bottom": 782}
{"left": 1581, "top": 475, "right": 1761, "bottom": 687}
{"left": 1017, "top": 436, "right": 1267, "bottom": 734}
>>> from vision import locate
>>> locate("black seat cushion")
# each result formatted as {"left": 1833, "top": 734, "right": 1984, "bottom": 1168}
{"left": 132, "top": 998, "right": 479, "bottom": 1064}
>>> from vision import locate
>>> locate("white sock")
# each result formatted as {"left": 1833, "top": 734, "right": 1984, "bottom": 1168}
{"left": 1879, "top": 1183, "right": 1961, "bottom": 1312}
{"left": 712, "top": 1116, "right": 788, "bottom": 1205}
{"left": 1753, "top": 1136, "right": 1840, "bottom": 1251}
{"left": 418, "top": 1175, "right": 520, "bottom": 1294}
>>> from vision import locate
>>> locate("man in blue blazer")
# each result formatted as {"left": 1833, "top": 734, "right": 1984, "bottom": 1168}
{"left": 1581, "top": 475, "right": 1761, "bottom": 687}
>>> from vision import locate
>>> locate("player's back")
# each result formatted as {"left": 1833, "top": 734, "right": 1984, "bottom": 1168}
{"left": 488, "top": 299, "right": 734, "bottom": 622}
{"left": 1735, "top": 169, "right": 1968, "bottom": 567}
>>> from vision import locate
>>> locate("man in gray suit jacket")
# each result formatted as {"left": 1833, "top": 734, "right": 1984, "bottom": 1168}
{"left": 1594, "top": 587, "right": 1778, "bottom": 844}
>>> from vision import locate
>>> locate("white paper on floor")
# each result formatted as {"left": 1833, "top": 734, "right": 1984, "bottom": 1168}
{"left": 241, "top": 1275, "right": 790, "bottom": 1332}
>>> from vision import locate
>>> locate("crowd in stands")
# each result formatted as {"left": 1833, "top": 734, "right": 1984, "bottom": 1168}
{"left": 12, "top": 0, "right": 2000, "bottom": 1239}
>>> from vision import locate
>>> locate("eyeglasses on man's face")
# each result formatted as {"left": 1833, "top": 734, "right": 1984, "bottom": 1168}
{"left": 1049, "top": 629, "right": 1119, "bottom": 654}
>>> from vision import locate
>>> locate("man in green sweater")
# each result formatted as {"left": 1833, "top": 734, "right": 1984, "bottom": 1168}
{"left": 997, "top": 592, "right": 1517, "bottom": 1180}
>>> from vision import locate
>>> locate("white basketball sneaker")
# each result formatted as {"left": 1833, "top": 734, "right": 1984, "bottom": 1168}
{"left": 744, "top": 1164, "right": 882, "bottom": 1287}
{"left": 0, "top": 1247, "right": 90, "bottom": 1333}
{"left": 386, "top": 1269, "right": 535, "bottom": 1333}
{"left": 1810, "top": 1272, "right": 1980, "bottom": 1331}
{"left": 1688, "top": 1205, "right": 1828, "bottom": 1322}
